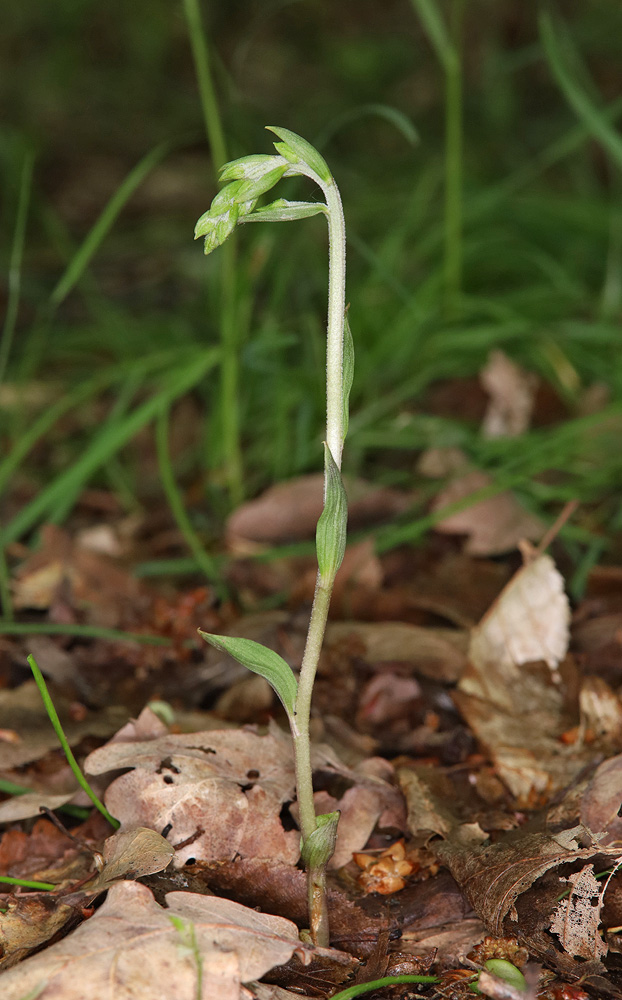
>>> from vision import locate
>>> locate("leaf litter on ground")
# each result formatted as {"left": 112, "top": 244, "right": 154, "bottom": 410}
{"left": 6, "top": 375, "right": 622, "bottom": 994}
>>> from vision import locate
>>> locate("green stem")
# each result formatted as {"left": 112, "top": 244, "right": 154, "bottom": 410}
{"left": 181, "top": 0, "right": 227, "bottom": 172}
{"left": 155, "top": 404, "right": 222, "bottom": 591}
{"left": 27, "top": 656, "right": 119, "bottom": 829}
{"left": 182, "top": 0, "right": 244, "bottom": 504}
{"left": 0, "top": 876, "right": 56, "bottom": 892}
{"left": 291, "top": 169, "right": 347, "bottom": 948}
{"left": 319, "top": 177, "right": 347, "bottom": 467}
{"left": 330, "top": 975, "right": 439, "bottom": 1000}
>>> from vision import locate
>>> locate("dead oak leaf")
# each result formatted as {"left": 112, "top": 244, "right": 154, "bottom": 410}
{"left": 0, "top": 881, "right": 306, "bottom": 1000}
{"left": 456, "top": 548, "right": 573, "bottom": 800}
{"left": 85, "top": 728, "right": 300, "bottom": 866}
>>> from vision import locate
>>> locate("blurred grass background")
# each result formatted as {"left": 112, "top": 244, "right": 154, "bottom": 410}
{"left": 2, "top": 0, "right": 622, "bottom": 602}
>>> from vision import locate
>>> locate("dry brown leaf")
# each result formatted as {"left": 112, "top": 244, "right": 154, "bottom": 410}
{"left": 326, "top": 620, "right": 468, "bottom": 684}
{"left": 227, "top": 474, "right": 411, "bottom": 546}
{"left": 0, "top": 895, "right": 76, "bottom": 972}
{"left": 11, "top": 524, "right": 143, "bottom": 627}
{"left": 432, "top": 468, "right": 545, "bottom": 556}
{"left": 86, "top": 827, "right": 175, "bottom": 891}
{"left": 85, "top": 728, "right": 300, "bottom": 866}
{"left": 435, "top": 829, "right": 601, "bottom": 939}
{"left": 0, "top": 881, "right": 305, "bottom": 1000}
{"left": 550, "top": 864, "right": 609, "bottom": 960}
{"left": 456, "top": 549, "right": 573, "bottom": 800}
{"left": 480, "top": 350, "right": 538, "bottom": 439}
{"left": 0, "top": 680, "right": 128, "bottom": 771}
{"left": 581, "top": 756, "right": 622, "bottom": 846}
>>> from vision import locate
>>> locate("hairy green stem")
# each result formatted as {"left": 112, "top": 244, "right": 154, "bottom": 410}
{"left": 292, "top": 172, "right": 347, "bottom": 948}
{"left": 320, "top": 177, "right": 347, "bottom": 467}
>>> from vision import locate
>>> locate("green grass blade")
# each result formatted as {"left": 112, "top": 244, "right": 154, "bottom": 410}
{"left": 0, "top": 352, "right": 183, "bottom": 498}
{"left": 540, "top": 12, "right": 622, "bottom": 172}
{"left": 0, "top": 622, "right": 174, "bottom": 645}
{"left": 27, "top": 654, "right": 119, "bottom": 829}
{"left": 0, "top": 149, "right": 34, "bottom": 385}
{"left": 155, "top": 405, "right": 221, "bottom": 587}
{"left": 2, "top": 350, "right": 219, "bottom": 546}
{"left": 182, "top": 0, "right": 227, "bottom": 172}
{"left": 49, "top": 140, "right": 173, "bottom": 309}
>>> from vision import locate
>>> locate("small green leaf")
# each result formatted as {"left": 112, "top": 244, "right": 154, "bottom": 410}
{"left": 300, "top": 811, "right": 340, "bottom": 869}
{"left": 194, "top": 205, "right": 239, "bottom": 255}
{"left": 198, "top": 631, "right": 298, "bottom": 717}
{"left": 342, "top": 309, "right": 354, "bottom": 440}
{"left": 233, "top": 165, "right": 288, "bottom": 204}
{"left": 241, "top": 199, "right": 327, "bottom": 224}
{"left": 316, "top": 444, "right": 348, "bottom": 584}
{"left": 266, "top": 126, "right": 332, "bottom": 184}
{"left": 211, "top": 181, "right": 244, "bottom": 213}
{"left": 219, "top": 154, "right": 286, "bottom": 183}
{"left": 483, "top": 960, "right": 526, "bottom": 992}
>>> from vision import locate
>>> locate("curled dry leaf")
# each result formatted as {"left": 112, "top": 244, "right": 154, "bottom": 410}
{"left": 86, "top": 827, "right": 175, "bottom": 891}
{"left": 0, "top": 881, "right": 306, "bottom": 1000}
{"left": 85, "top": 728, "right": 300, "bottom": 866}
{"left": 456, "top": 549, "right": 573, "bottom": 799}
{"left": 581, "top": 755, "right": 622, "bottom": 846}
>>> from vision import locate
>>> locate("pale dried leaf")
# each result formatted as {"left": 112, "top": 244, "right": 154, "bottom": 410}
{"left": 579, "top": 677, "right": 622, "bottom": 742}
{"left": 469, "top": 551, "right": 569, "bottom": 684}
{"left": 0, "top": 791, "right": 76, "bottom": 823}
{"left": 0, "top": 881, "right": 304, "bottom": 1000}
{"left": 550, "top": 865, "right": 608, "bottom": 960}
{"left": 480, "top": 349, "right": 538, "bottom": 439}
{"left": 457, "top": 550, "right": 573, "bottom": 799}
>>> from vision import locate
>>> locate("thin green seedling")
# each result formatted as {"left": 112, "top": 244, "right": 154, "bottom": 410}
{"left": 27, "top": 655, "right": 119, "bottom": 829}
{"left": 182, "top": 0, "right": 244, "bottom": 505}
{"left": 410, "top": 0, "right": 464, "bottom": 314}
{"left": 195, "top": 127, "right": 350, "bottom": 946}
{"left": 0, "top": 876, "right": 56, "bottom": 892}
{"left": 169, "top": 915, "right": 203, "bottom": 1000}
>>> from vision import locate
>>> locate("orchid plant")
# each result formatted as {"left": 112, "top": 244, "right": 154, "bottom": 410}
{"left": 195, "top": 127, "right": 352, "bottom": 947}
